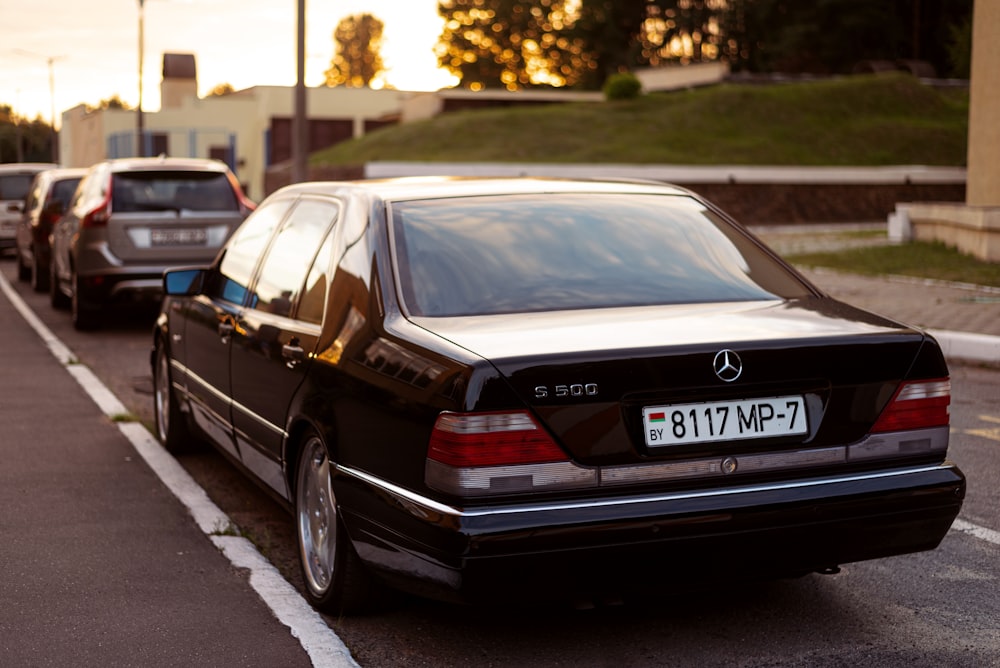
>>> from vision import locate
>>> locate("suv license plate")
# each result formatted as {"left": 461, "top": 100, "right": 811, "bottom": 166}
{"left": 643, "top": 395, "right": 808, "bottom": 447}
{"left": 152, "top": 228, "right": 207, "bottom": 246}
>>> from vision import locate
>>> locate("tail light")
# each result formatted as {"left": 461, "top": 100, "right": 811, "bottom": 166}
{"left": 425, "top": 411, "right": 597, "bottom": 497}
{"left": 871, "top": 378, "right": 950, "bottom": 433}
{"left": 81, "top": 190, "right": 112, "bottom": 229}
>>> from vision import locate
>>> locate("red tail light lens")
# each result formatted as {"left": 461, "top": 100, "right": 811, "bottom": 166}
{"left": 871, "top": 378, "right": 950, "bottom": 433}
{"left": 428, "top": 411, "right": 568, "bottom": 467}
{"left": 425, "top": 411, "right": 597, "bottom": 496}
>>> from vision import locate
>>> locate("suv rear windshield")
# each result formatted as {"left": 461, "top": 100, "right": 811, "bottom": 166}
{"left": 391, "top": 193, "right": 812, "bottom": 317}
{"left": 0, "top": 174, "right": 36, "bottom": 201}
{"left": 111, "top": 171, "right": 238, "bottom": 213}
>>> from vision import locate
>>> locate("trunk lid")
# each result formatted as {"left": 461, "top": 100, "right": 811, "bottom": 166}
{"left": 412, "top": 297, "right": 930, "bottom": 466}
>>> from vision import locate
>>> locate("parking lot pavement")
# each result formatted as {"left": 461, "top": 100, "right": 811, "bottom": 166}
{"left": 0, "top": 278, "right": 317, "bottom": 667}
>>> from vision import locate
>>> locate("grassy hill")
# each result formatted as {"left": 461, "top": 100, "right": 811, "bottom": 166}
{"left": 312, "top": 73, "right": 969, "bottom": 168}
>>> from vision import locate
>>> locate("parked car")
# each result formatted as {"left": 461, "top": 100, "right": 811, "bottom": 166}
{"left": 0, "top": 162, "right": 58, "bottom": 255}
{"left": 152, "top": 177, "right": 965, "bottom": 615}
{"left": 50, "top": 156, "right": 255, "bottom": 330}
{"left": 15, "top": 167, "right": 87, "bottom": 292}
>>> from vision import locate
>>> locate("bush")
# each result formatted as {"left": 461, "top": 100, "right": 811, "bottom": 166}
{"left": 603, "top": 73, "right": 643, "bottom": 101}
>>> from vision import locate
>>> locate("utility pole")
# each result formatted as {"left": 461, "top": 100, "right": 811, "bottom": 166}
{"left": 292, "top": 0, "right": 308, "bottom": 183}
{"left": 13, "top": 49, "right": 64, "bottom": 163}
{"left": 137, "top": 0, "right": 146, "bottom": 157}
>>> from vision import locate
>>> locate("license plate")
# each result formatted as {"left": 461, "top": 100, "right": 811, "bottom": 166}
{"left": 151, "top": 228, "right": 207, "bottom": 246}
{"left": 643, "top": 395, "right": 808, "bottom": 447}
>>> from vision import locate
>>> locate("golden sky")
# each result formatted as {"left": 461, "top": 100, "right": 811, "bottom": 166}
{"left": 2, "top": 0, "right": 458, "bottom": 124}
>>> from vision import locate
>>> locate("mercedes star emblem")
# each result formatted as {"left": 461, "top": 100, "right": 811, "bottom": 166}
{"left": 713, "top": 349, "right": 743, "bottom": 382}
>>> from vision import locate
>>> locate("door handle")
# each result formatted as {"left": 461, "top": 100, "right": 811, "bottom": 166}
{"left": 218, "top": 322, "right": 234, "bottom": 340}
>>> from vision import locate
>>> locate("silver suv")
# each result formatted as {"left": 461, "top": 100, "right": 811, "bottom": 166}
{"left": 50, "top": 157, "right": 255, "bottom": 329}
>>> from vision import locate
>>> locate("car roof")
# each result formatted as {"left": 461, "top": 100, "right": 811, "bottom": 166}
{"left": 273, "top": 176, "right": 694, "bottom": 202}
{"left": 0, "top": 163, "right": 59, "bottom": 174}
{"left": 105, "top": 156, "right": 231, "bottom": 174}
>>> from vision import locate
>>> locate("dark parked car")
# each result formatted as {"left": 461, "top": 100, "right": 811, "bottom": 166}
{"left": 50, "top": 156, "right": 255, "bottom": 329}
{"left": 15, "top": 167, "right": 86, "bottom": 292}
{"left": 152, "top": 178, "right": 965, "bottom": 614}
{"left": 1, "top": 162, "right": 57, "bottom": 255}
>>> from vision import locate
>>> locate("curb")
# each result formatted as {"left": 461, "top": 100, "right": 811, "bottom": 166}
{"left": 931, "top": 329, "right": 1000, "bottom": 365}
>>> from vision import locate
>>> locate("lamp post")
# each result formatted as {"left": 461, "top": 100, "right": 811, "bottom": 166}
{"left": 137, "top": 0, "right": 146, "bottom": 157}
{"left": 13, "top": 49, "right": 63, "bottom": 163}
{"left": 292, "top": 0, "right": 308, "bottom": 183}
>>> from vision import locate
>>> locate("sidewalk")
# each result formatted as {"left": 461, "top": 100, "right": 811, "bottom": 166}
{"left": 752, "top": 224, "right": 1000, "bottom": 365}
{"left": 0, "top": 278, "right": 317, "bottom": 666}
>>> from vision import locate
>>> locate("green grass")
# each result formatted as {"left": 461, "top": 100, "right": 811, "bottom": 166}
{"left": 787, "top": 242, "right": 1000, "bottom": 288}
{"left": 313, "top": 73, "right": 968, "bottom": 167}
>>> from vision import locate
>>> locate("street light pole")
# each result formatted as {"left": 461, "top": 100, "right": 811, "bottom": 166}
{"left": 292, "top": 0, "right": 308, "bottom": 183}
{"left": 137, "top": 0, "right": 146, "bottom": 157}
{"left": 13, "top": 49, "right": 63, "bottom": 163}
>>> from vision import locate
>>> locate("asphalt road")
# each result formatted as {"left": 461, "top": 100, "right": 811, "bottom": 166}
{"left": 1, "top": 255, "right": 998, "bottom": 667}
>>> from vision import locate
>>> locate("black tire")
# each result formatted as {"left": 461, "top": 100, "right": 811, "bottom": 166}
{"left": 31, "top": 254, "right": 49, "bottom": 293}
{"left": 50, "top": 261, "right": 70, "bottom": 310}
{"left": 16, "top": 252, "right": 30, "bottom": 282}
{"left": 153, "top": 341, "right": 199, "bottom": 453}
{"left": 71, "top": 272, "right": 99, "bottom": 331}
{"left": 295, "top": 430, "right": 381, "bottom": 615}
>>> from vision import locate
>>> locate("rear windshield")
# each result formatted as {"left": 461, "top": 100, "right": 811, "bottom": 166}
{"left": 0, "top": 174, "right": 36, "bottom": 201}
{"left": 391, "top": 193, "right": 812, "bottom": 317}
{"left": 111, "top": 171, "right": 237, "bottom": 213}
{"left": 51, "top": 178, "right": 82, "bottom": 207}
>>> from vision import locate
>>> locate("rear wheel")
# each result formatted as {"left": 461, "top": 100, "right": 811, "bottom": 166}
{"left": 71, "top": 271, "right": 99, "bottom": 330}
{"left": 16, "top": 251, "right": 30, "bottom": 282}
{"left": 49, "top": 261, "right": 70, "bottom": 310}
{"left": 295, "top": 430, "right": 380, "bottom": 615}
{"left": 31, "top": 253, "right": 49, "bottom": 293}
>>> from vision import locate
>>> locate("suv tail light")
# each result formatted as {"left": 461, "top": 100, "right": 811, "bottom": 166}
{"left": 425, "top": 411, "right": 597, "bottom": 496}
{"left": 81, "top": 190, "right": 112, "bottom": 229}
{"left": 871, "top": 378, "right": 950, "bottom": 433}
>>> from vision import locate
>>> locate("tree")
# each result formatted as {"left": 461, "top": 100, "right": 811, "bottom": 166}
{"left": 324, "top": 13, "right": 387, "bottom": 88}
{"left": 0, "top": 106, "right": 54, "bottom": 163}
{"left": 85, "top": 94, "right": 133, "bottom": 112}
{"left": 207, "top": 83, "right": 235, "bottom": 97}
{"left": 436, "top": 0, "right": 598, "bottom": 90}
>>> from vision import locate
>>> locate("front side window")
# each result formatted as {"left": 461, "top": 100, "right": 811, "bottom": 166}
{"left": 0, "top": 174, "right": 35, "bottom": 201}
{"left": 391, "top": 193, "right": 811, "bottom": 317}
{"left": 210, "top": 198, "right": 294, "bottom": 305}
{"left": 250, "top": 199, "right": 339, "bottom": 318}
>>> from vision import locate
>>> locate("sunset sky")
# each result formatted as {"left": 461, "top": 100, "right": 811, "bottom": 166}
{"left": 2, "top": 0, "right": 458, "bottom": 126}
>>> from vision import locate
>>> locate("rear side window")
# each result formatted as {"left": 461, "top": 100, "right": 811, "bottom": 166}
{"left": 111, "top": 171, "right": 238, "bottom": 212}
{"left": 391, "top": 193, "right": 811, "bottom": 317}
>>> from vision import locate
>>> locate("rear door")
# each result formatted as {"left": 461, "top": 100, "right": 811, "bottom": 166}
{"left": 229, "top": 197, "right": 339, "bottom": 497}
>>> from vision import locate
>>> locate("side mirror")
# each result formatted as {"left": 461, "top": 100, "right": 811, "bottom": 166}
{"left": 163, "top": 267, "right": 206, "bottom": 296}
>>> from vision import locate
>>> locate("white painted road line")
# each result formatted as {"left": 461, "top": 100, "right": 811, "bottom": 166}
{"left": 951, "top": 519, "right": 1000, "bottom": 547}
{"left": 0, "top": 272, "right": 358, "bottom": 668}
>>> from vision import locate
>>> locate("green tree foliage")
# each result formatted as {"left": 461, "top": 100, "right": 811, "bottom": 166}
{"left": 435, "top": 0, "right": 598, "bottom": 90}
{"left": 85, "top": 95, "right": 133, "bottom": 112}
{"left": 324, "top": 13, "right": 387, "bottom": 88}
{"left": 207, "top": 83, "right": 236, "bottom": 97}
{"left": 0, "top": 105, "right": 54, "bottom": 163}
{"left": 437, "top": 0, "right": 974, "bottom": 89}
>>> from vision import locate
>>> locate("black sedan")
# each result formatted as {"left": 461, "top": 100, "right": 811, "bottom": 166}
{"left": 151, "top": 178, "right": 965, "bottom": 614}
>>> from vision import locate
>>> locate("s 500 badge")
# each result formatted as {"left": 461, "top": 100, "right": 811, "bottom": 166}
{"left": 534, "top": 383, "right": 599, "bottom": 399}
